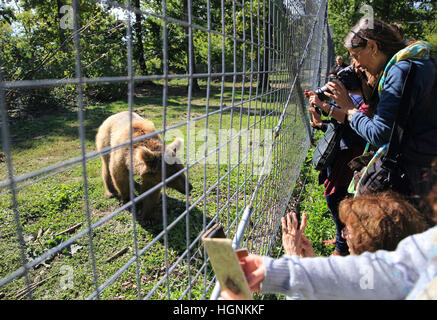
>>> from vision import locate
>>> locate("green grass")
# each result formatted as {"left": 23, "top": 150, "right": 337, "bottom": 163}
{"left": 297, "top": 146, "right": 337, "bottom": 257}
{"left": 280, "top": 129, "right": 336, "bottom": 257}
{"left": 0, "top": 79, "right": 289, "bottom": 300}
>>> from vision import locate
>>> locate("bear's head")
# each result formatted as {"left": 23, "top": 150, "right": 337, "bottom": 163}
{"left": 136, "top": 137, "right": 193, "bottom": 195}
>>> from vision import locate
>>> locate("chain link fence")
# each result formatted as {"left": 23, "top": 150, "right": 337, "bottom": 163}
{"left": 0, "top": 0, "right": 332, "bottom": 300}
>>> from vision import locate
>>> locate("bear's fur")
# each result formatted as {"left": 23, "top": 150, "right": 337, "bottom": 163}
{"left": 95, "top": 111, "right": 192, "bottom": 222}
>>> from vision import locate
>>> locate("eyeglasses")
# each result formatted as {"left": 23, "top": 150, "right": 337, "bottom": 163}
{"left": 341, "top": 227, "right": 351, "bottom": 239}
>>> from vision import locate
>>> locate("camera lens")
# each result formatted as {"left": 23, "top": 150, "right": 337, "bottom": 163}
{"left": 313, "top": 66, "right": 361, "bottom": 103}
{"left": 315, "top": 85, "right": 332, "bottom": 101}
{"left": 337, "top": 66, "right": 362, "bottom": 91}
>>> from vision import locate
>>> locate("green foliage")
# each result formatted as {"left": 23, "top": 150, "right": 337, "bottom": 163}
{"left": 1, "top": 0, "right": 130, "bottom": 115}
{"left": 425, "top": 32, "right": 437, "bottom": 57}
{"left": 328, "top": 0, "right": 437, "bottom": 58}
{"left": 1, "top": 0, "right": 279, "bottom": 116}
{"left": 293, "top": 137, "right": 336, "bottom": 257}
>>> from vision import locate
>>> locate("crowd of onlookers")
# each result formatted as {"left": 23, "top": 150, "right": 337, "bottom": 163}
{"left": 220, "top": 18, "right": 437, "bottom": 300}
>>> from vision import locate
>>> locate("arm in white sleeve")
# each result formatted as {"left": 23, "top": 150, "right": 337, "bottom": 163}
{"left": 260, "top": 226, "right": 437, "bottom": 300}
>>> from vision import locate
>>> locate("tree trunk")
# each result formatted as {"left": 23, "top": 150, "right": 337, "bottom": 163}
{"left": 258, "top": 1, "right": 270, "bottom": 90}
{"left": 183, "top": 0, "right": 201, "bottom": 93}
{"left": 133, "top": 0, "right": 155, "bottom": 86}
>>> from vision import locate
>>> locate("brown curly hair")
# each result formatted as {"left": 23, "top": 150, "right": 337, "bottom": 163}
{"left": 339, "top": 191, "right": 429, "bottom": 255}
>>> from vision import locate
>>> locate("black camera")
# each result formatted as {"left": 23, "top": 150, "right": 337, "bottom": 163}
{"left": 315, "top": 65, "right": 362, "bottom": 102}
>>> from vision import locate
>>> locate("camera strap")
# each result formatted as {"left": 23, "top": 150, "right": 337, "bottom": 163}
{"left": 361, "top": 71, "right": 382, "bottom": 109}
{"left": 383, "top": 60, "right": 416, "bottom": 168}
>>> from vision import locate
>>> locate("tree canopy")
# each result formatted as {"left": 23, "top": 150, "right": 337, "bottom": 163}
{"left": 0, "top": 0, "right": 279, "bottom": 116}
{"left": 1, "top": 0, "right": 435, "bottom": 116}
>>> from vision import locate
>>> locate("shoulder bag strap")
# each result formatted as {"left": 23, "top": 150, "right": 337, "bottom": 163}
{"left": 383, "top": 60, "right": 416, "bottom": 166}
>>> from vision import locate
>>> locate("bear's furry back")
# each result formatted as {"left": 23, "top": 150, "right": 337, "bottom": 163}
{"left": 96, "top": 111, "right": 163, "bottom": 170}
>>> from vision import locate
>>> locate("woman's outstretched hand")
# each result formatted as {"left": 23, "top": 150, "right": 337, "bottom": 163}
{"left": 282, "top": 212, "right": 316, "bottom": 257}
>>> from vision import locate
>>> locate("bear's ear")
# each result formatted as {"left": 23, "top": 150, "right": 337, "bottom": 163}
{"left": 166, "top": 137, "right": 183, "bottom": 153}
{"left": 136, "top": 146, "right": 155, "bottom": 164}
{"left": 164, "top": 137, "right": 183, "bottom": 165}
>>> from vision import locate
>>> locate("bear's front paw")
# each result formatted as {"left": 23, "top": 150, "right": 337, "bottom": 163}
{"left": 104, "top": 191, "right": 117, "bottom": 199}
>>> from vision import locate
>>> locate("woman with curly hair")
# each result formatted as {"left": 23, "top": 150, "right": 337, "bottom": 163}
{"left": 281, "top": 191, "right": 429, "bottom": 257}
{"left": 221, "top": 185, "right": 436, "bottom": 299}
{"left": 338, "top": 192, "right": 429, "bottom": 255}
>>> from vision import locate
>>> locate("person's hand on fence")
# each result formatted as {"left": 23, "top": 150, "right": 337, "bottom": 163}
{"left": 324, "top": 80, "right": 356, "bottom": 112}
{"left": 281, "top": 211, "right": 312, "bottom": 257}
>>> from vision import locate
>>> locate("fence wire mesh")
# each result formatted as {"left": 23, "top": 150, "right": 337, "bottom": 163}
{"left": 0, "top": 0, "right": 332, "bottom": 300}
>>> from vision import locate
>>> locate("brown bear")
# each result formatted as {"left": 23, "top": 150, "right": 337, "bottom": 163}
{"left": 95, "top": 111, "right": 192, "bottom": 222}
